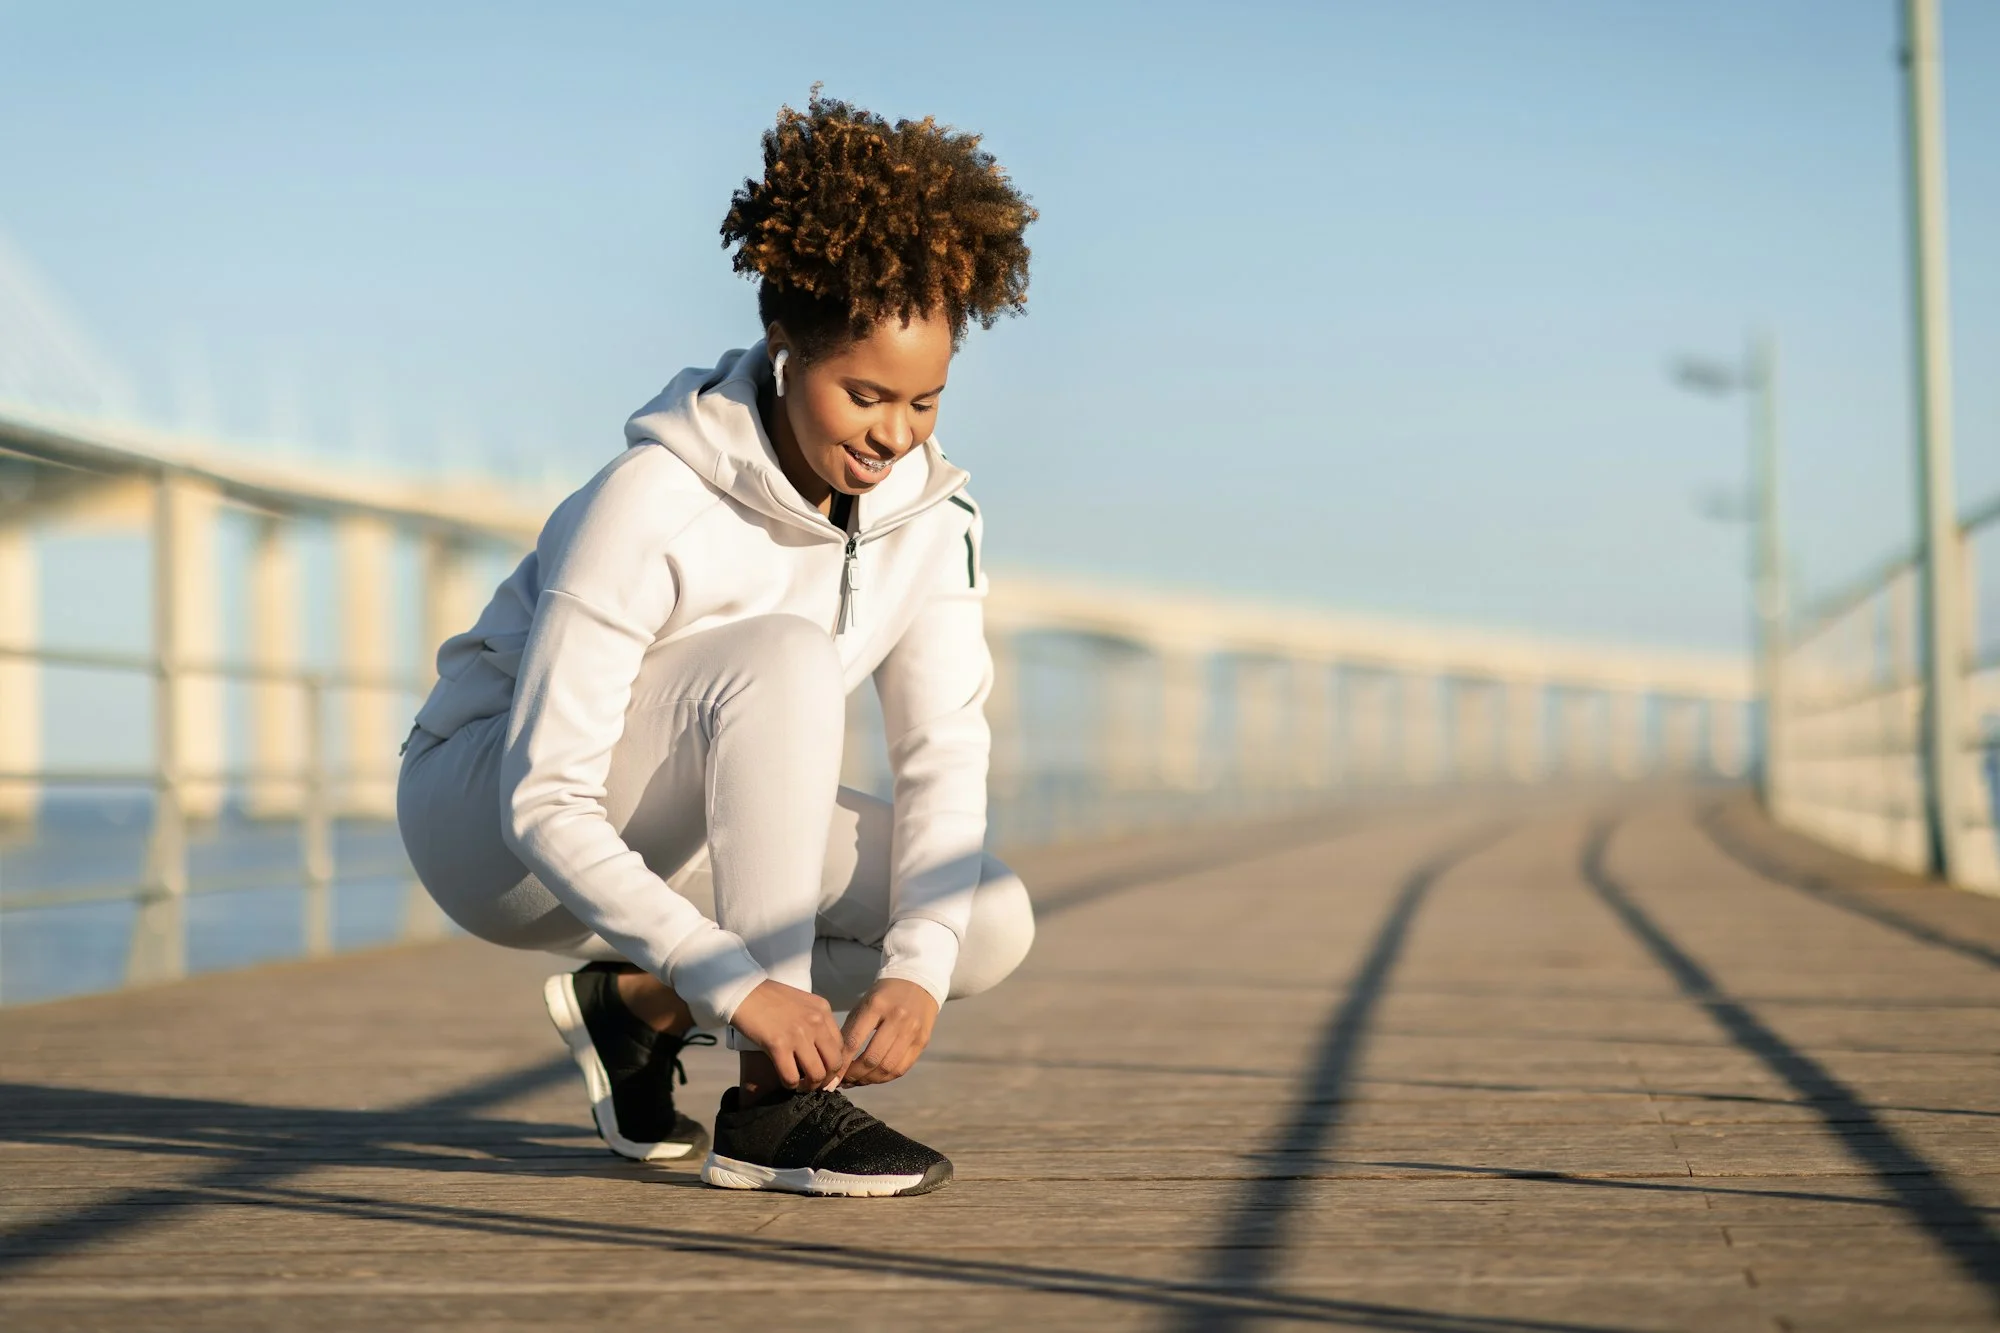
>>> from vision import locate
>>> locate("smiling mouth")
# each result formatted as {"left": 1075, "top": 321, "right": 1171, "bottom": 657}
{"left": 844, "top": 444, "right": 891, "bottom": 476}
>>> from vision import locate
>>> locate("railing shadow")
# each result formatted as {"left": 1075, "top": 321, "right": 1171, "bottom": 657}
{"left": 1696, "top": 799, "right": 2000, "bottom": 972}
{"left": 1176, "top": 823, "right": 1514, "bottom": 1332}
{"left": 1582, "top": 816, "right": 2000, "bottom": 1305}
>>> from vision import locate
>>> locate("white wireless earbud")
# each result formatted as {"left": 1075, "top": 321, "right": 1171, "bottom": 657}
{"left": 772, "top": 348, "right": 789, "bottom": 398}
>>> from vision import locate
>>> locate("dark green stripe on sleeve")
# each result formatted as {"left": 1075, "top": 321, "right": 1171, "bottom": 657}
{"left": 948, "top": 494, "right": 979, "bottom": 587}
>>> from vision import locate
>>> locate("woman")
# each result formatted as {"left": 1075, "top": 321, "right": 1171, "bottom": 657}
{"left": 396, "top": 93, "right": 1037, "bottom": 1198}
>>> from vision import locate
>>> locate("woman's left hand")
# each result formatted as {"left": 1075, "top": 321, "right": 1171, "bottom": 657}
{"left": 836, "top": 979, "right": 939, "bottom": 1087}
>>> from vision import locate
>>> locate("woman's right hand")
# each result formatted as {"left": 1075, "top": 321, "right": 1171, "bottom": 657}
{"left": 727, "top": 979, "right": 851, "bottom": 1090}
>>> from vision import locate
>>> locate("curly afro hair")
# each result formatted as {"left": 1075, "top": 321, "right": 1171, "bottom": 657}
{"left": 720, "top": 90, "right": 1036, "bottom": 362}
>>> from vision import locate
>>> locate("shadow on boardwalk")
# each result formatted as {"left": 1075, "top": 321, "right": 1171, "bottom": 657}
{"left": 1698, "top": 800, "right": 2000, "bottom": 972}
{"left": 1179, "top": 824, "right": 1513, "bottom": 1332}
{"left": 2, "top": 1077, "right": 1623, "bottom": 1333}
{"left": 1582, "top": 816, "right": 2000, "bottom": 1307}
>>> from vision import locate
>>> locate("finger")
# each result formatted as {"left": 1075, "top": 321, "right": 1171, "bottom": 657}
{"left": 820, "top": 1037, "right": 849, "bottom": 1089}
{"left": 793, "top": 1043, "right": 828, "bottom": 1090}
{"left": 771, "top": 1047, "right": 802, "bottom": 1091}
{"left": 815, "top": 1027, "right": 850, "bottom": 1087}
{"left": 853, "top": 1023, "right": 909, "bottom": 1085}
{"left": 870, "top": 1032, "right": 914, "bottom": 1083}
{"left": 817, "top": 1011, "right": 855, "bottom": 1088}
{"left": 885, "top": 1017, "right": 933, "bottom": 1078}
{"left": 842, "top": 1004, "right": 883, "bottom": 1058}
{"left": 845, "top": 1042, "right": 883, "bottom": 1086}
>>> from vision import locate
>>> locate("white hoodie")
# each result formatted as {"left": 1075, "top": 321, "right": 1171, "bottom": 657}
{"left": 410, "top": 342, "right": 991, "bottom": 1026}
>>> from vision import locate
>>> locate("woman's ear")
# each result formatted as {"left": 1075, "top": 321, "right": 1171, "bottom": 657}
{"left": 765, "top": 324, "right": 793, "bottom": 398}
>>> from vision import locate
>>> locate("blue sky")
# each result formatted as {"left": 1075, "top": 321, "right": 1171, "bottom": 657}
{"left": 3, "top": 0, "right": 1997, "bottom": 652}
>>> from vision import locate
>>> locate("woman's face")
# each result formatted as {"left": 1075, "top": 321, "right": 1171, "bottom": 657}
{"left": 771, "top": 311, "right": 954, "bottom": 503}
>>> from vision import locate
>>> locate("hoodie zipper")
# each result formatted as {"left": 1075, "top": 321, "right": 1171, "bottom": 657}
{"left": 746, "top": 458, "right": 966, "bottom": 637}
{"left": 832, "top": 478, "right": 967, "bottom": 636}
{"left": 838, "top": 531, "right": 862, "bottom": 635}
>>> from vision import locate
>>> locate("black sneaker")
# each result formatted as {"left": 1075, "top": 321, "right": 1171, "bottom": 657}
{"left": 701, "top": 1087, "right": 953, "bottom": 1197}
{"left": 543, "top": 963, "right": 715, "bottom": 1162}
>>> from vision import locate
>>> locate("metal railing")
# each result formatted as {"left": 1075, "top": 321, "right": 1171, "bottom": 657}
{"left": 0, "top": 637, "right": 430, "bottom": 968}
{"left": 0, "top": 408, "right": 510, "bottom": 1002}
{"left": 1768, "top": 491, "right": 2000, "bottom": 890}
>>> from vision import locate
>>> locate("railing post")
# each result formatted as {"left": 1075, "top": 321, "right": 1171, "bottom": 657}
{"left": 1608, "top": 688, "right": 1647, "bottom": 779}
{"left": 0, "top": 519, "right": 40, "bottom": 824}
{"left": 1558, "top": 690, "right": 1600, "bottom": 776}
{"left": 1158, "top": 645, "right": 1210, "bottom": 792}
{"left": 302, "top": 676, "right": 333, "bottom": 956}
{"left": 1100, "top": 645, "right": 1153, "bottom": 795}
{"left": 1658, "top": 698, "right": 1698, "bottom": 774}
{"left": 1949, "top": 535, "right": 2000, "bottom": 889}
{"left": 1709, "top": 697, "right": 1747, "bottom": 778}
{"left": 1400, "top": 671, "right": 1440, "bottom": 785}
{"left": 1326, "top": 663, "right": 1351, "bottom": 789}
{"left": 160, "top": 476, "right": 223, "bottom": 821}
{"left": 247, "top": 513, "right": 304, "bottom": 818}
{"left": 1449, "top": 679, "right": 1497, "bottom": 782}
{"left": 129, "top": 473, "right": 191, "bottom": 985}
{"left": 1503, "top": 679, "right": 1545, "bottom": 783}
{"left": 1234, "top": 656, "right": 1283, "bottom": 802}
{"left": 337, "top": 514, "right": 398, "bottom": 818}
{"left": 1289, "top": 658, "right": 1332, "bottom": 792}
{"left": 1345, "top": 670, "right": 1390, "bottom": 784}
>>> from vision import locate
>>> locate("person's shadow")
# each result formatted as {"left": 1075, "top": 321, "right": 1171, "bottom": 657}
{"left": 0, "top": 1055, "right": 716, "bottom": 1272}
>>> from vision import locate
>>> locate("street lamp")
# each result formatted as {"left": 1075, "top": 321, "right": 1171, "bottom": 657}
{"left": 1671, "top": 333, "right": 1783, "bottom": 804}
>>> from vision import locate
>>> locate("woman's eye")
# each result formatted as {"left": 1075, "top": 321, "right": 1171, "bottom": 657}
{"left": 846, "top": 392, "right": 878, "bottom": 408}
{"left": 914, "top": 401, "right": 937, "bottom": 415}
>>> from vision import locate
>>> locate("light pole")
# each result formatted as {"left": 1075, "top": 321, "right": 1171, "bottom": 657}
{"left": 1673, "top": 333, "right": 1783, "bottom": 805}
{"left": 1901, "top": 0, "right": 1969, "bottom": 883}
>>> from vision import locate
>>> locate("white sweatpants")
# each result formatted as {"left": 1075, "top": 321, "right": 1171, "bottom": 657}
{"left": 396, "top": 615, "right": 1034, "bottom": 1025}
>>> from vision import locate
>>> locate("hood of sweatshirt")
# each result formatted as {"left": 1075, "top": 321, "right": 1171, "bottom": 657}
{"left": 622, "top": 340, "right": 969, "bottom": 542}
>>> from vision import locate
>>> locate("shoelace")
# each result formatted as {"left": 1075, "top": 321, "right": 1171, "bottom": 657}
{"left": 796, "top": 1088, "right": 881, "bottom": 1144}
{"left": 653, "top": 1030, "right": 717, "bottom": 1087}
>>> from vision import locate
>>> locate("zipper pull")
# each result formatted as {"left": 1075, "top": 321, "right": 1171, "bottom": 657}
{"left": 839, "top": 534, "right": 861, "bottom": 634}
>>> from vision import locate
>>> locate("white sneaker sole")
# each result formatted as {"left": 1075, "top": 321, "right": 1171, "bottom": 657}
{"left": 700, "top": 1151, "right": 941, "bottom": 1197}
{"left": 542, "top": 972, "right": 703, "bottom": 1163}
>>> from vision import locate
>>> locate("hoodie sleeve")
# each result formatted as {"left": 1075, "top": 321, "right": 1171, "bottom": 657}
{"left": 870, "top": 499, "right": 993, "bottom": 1007}
{"left": 499, "top": 450, "right": 768, "bottom": 1028}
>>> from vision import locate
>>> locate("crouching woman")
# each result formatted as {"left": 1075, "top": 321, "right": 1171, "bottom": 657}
{"left": 396, "top": 93, "right": 1037, "bottom": 1197}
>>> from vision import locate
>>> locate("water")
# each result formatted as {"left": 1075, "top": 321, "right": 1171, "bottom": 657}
{"left": 0, "top": 793, "right": 422, "bottom": 1004}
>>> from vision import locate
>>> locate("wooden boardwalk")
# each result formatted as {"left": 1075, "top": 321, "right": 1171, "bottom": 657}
{"left": 4, "top": 790, "right": 2000, "bottom": 1330}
